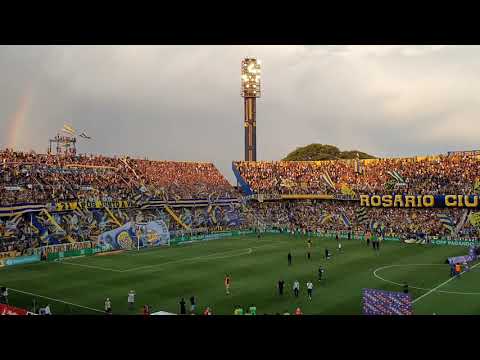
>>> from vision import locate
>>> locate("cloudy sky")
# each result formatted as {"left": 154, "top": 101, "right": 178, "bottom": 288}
{"left": 1, "top": 45, "right": 479, "bottom": 182}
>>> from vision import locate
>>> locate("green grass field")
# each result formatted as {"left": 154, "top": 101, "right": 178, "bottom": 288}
{"left": 1, "top": 234, "right": 479, "bottom": 315}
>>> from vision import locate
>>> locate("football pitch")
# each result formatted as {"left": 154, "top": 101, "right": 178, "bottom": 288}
{"left": 1, "top": 234, "right": 479, "bottom": 315}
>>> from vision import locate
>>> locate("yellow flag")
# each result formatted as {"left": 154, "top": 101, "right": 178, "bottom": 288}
{"left": 340, "top": 184, "right": 355, "bottom": 197}
{"left": 469, "top": 212, "right": 480, "bottom": 227}
{"left": 473, "top": 179, "right": 480, "bottom": 193}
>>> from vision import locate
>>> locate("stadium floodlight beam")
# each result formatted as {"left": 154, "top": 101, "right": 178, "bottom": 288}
{"left": 241, "top": 57, "right": 261, "bottom": 161}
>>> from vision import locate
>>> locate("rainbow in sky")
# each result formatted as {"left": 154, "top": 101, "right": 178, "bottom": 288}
{"left": 6, "top": 87, "right": 31, "bottom": 150}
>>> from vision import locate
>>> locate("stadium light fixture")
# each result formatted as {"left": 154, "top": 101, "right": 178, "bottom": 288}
{"left": 241, "top": 58, "right": 261, "bottom": 162}
{"left": 241, "top": 58, "right": 261, "bottom": 98}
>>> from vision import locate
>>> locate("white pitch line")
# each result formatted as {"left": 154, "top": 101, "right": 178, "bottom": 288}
{"left": 123, "top": 241, "right": 284, "bottom": 273}
{"left": 373, "top": 263, "right": 480, "bottom": 296}
{"left": 58, "top": 260, "right": 123, "bottom": 273}
{"left": 8, "top": 287, "right": 104, "bottom": 314}
{"left": 122, "top": 247, "right": 254, "bottom": 273}
{"left": 55, "top": 240, "right": 286, "bottom": 274}
{"left": 412, "top": 261, "right": 480, "bottom": 304}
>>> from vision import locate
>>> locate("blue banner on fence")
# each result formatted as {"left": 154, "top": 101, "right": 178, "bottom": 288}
{"left": 98, "top": 220, "right": 170, "bottom": 250}
{"left": 3, "top": 255, "right": 41, "bottom": 266}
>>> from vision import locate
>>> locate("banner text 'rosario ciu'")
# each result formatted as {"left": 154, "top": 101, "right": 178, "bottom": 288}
{"left": 360, "top": 194, "right": 480, "bottom": 208}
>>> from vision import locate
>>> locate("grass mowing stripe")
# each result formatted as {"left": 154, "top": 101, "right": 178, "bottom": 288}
{"left": 8, "top": 288, "right": 104, "bottom": 313}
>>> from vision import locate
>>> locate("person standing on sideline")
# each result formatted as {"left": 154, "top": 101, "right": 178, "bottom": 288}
{"left": 104, "top": 298, "right": 112, "bottom": 315}
{"left": 293, "top": 280, "right": 300, "bottom": 298}
{"left": 44, "top": 304, "right": 52, "bottom": 315}
{"left": 179, "top": 297, "right": 186, "bottom": 315}
{"left": 306, "top": 281, "right": 313, "bottom": 300}
{"left": 294, "top": 307, "right": 302, "bottom": 315}
{"left": 366, "top": 231, "right": 371, "bottom": 247}
{"left": 127, "top": 290, "right": 136, "bottom": 311}
{"left": 143, "top": 304, "right": 150, "bottom": 316}
{"left": 278, "top": 279, "right": 285, "bottom": 296}
{"left": 449, "top": 262, "right": 456, "bottom": 277}
{"left": 203, "top": 306, "right": 212, "bottom": 315}
{"left": 249, "top": 304, "right": 257, "bottom": 315}
{"left": 288, "top": 252, "right": 292, "bottom": 266}
{"left": 189, "top": 295, "right": 196, "bottom": 314}
{"left": 455, "top": 263, "right": 462, "bottom": 278}
{"left": 224, "top": 274, "right": 231, "bottom": 295}
{"left": 1, "top": 286, "right": 8, "bottom": 304}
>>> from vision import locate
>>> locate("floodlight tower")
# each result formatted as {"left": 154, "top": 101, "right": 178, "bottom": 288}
{"left": 241, "top": 58, "right": 261, "bottom": 161}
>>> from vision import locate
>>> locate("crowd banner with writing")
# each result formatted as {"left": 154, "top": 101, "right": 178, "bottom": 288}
{"left": 50, "top": 200, "right": 130, "bottom": 212}
{"left": 0, "top": 251, "right": 20, "bottom": 259}
{"left": 360, "top": 194, "right": 480, "bottom": 208}
{"left": 281, "top": 194, "right": 334, "bottom": 200}
{"left": 48, "top": 247, "right": 103, "bottom": 261}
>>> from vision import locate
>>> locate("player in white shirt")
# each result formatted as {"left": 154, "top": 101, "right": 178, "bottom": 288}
{"left": 293, "top": 280, "right": 300, "bottom": 298}
{"left": 105, "top": 298, "right": 112, "bottom": 314}
{"left": 338, "top": 242, "right": 342, "bottom": 253}
{"left": 306, "top": 281, "right": 313, "bottom": 300}
{"left": 128, "top": 290, "right": 136, "bottom": 311}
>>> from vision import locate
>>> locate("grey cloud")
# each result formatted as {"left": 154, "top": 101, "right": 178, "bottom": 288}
{"left": 1, "top": 45, "right": 479, "bottom": 183}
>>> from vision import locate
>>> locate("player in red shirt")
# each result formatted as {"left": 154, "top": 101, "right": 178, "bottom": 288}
{"left": 203, "top": 306, "right": 212, "bottom": 315}
{"left": 143, "top": 304, "right": 150, "bottom": 316}
{"left": 294, "top": 307, "right": 303, "bottom": 315}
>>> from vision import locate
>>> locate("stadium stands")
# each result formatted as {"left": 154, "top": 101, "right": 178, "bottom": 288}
{"left": 234, "top": 154, "right": 480, "bottom": 195}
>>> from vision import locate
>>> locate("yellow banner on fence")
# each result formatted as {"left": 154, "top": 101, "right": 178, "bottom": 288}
{"left": 281, "top": 194, "right": 334, "bottom": 200}
{"left": 53, "top": 200, "right": 130, "bottom": 212}
{"left": 0, "top": 251, "right": 20, "bottom": 259}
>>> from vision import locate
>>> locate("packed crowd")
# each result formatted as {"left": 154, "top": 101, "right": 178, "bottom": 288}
{"left": 235, "top": 154, "right": 480, "bottom": 195}
{"left": 0, "top": 149, "right": 238, "bottom": 206}
{"left": 246, "top": 200, "right": 480, "bottom": 240}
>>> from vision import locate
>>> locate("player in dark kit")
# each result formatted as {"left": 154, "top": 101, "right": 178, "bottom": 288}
{"left": 288, "top": 252, "right": 292, "bottom": 266}
{"left": 278, "top": 280, "right": 285, "bottom": 296}
{"left": 179, "top": 298, "right": 186, "bottom": 315}
{"left": 318, "top": 266, "right": 325, "bottom": 282}
{"left": 325, "top": 248, "right": 331, "bottom": 260}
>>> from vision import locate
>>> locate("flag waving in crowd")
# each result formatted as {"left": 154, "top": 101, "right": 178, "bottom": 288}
{"left": 62, "top": 124, "right": 76, "bottom": 136}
